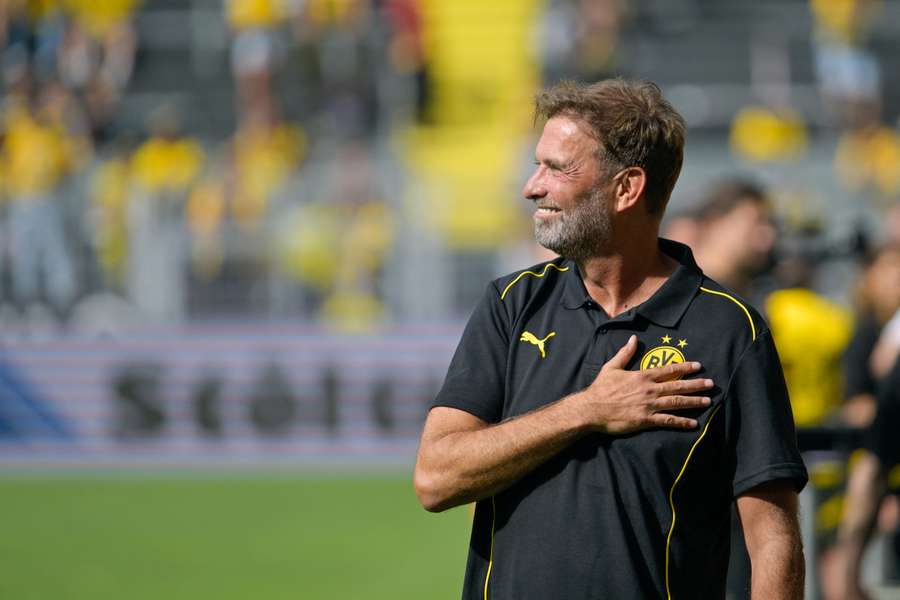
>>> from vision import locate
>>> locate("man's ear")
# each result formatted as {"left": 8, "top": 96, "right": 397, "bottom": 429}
{"left": 612, "top": 167, "right": 647, "bottom": 214}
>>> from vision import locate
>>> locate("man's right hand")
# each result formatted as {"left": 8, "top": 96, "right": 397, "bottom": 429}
{"left": 575, "top": 334, "right": 714, "bottom": 434}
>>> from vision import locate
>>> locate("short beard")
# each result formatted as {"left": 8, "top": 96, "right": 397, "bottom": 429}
{"left": 534, "top": 184, "right": 613, "bottom": 261}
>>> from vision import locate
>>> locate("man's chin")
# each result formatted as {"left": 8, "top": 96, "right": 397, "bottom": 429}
{"left": 534, "top": 237, "right": 570, "bottom": 259}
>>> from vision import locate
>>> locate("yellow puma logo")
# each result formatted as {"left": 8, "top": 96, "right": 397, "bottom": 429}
{"left": 520, "top": 331, "right": 556, "bottom": 359}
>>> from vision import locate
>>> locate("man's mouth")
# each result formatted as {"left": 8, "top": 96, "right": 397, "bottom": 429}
{"left": 535, "top": 205, "right": 562, "bottom": 217}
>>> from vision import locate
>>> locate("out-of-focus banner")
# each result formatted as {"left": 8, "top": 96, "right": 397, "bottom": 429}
{"left": 0, "top": 324, "right": 460, "bottom": 467}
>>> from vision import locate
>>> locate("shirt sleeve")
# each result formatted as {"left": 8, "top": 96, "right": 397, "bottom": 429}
{"left": 864, "top": 357, "right": 900, "bottom": 467}
{"left": 431, "top": 282, "right": 509, "bottom": 423}
{"left": 726, "top": 329, "right": 809, "bottom": 497}
{"left": 842, "top": 316, "right": 879, "bottom": 399}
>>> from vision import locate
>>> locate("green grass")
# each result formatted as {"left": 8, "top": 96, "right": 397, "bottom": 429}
{"left": 0, "top": 473, "right": 472, "bottom": 600}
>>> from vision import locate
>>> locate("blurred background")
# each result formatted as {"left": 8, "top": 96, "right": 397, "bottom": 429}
{"left": 1, "top": 0, "right": 899, "bottom": 598}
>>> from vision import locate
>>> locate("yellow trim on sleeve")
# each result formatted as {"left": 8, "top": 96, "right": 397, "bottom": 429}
{"left": 664, "top": 404, "right": 722, "bottom": 600}
{"left": 500, "top": 264, "right": 569, "bottom": 300}
{"left": 699, "top": 287, "right": 756, "bottom": 341}
{"left": 484, "top": 497, "right": 496, "bottom": 600}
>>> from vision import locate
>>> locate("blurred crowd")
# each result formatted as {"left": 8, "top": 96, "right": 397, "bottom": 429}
{"left": 0, "top": 0, "right": 426, "bottom": 329}
{"left": 0, "top": 0, "right": 895, "bottom": 333}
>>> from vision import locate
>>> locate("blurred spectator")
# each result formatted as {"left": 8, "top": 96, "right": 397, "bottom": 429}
{"left": 87, "top": 137, "right": 133, "bottom": 289}
{"left": 227, "top": 0, "right": 287, "bottom": 125}
{"left": 275, "top": 142, "right": 393, "bottom": 329}
{"left": 871, "top": 307, "right": 900, "bottom": 383}
{"left": 539, "top": 0, "right": 626, "bottom": 85}
{"left": 299, "top": 0, "right": 378, "bottom": 137}
{"left": 827, "top": 353, "right": 900, "bottom": 600}
{"left": 379, "top": 0, "right": 429, "bottom": 124}
{"left": 833, "top": 109, "right": 900, "bottom": 207}
{"left": 687, "top": 178, "right": 777, "bottom": 303}
{"left": 229, "top": 112, "right": 305, "bottom": 234}
{"left": 660, "top": 208, "right": 701, "bottom": 251}
{"left": 319, "top": 145, "right": 393, "bottom": 330}
{"left": 810, "top": 0, "right": 882, "bottom": 125}
{"left": 127, "top": 107, "right": 204, "bottom": 321}
{"left": 571, "top": 0, "right": 624, "bottom": 81}
{"left": 884, "top": 204, "right": 900, "bottom": 247}
{"left": 1, "top": 89, "right": 81, "bottom": 313}
{"left": 730, "top": 105, "right": 808, "bottom": 163}
{"left": 766, "top": 285, "right": 853, "bottom": 428}
{"left": 1, "top": 0, "right": 65, "bottom": 85}
{"left": 185, "top": 165, "right": 227, "bottom": 283}
{"left": 842, "top": 245, "right": 900, "bottom": 427}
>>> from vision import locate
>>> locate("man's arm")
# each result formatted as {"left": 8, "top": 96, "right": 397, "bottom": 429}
{"left": 414, "top": 335, "right": 713, "bottom": 512}
{"left": 825, "top": 451, "right": 884, "bottom": 600}
{"left": 736, "top": 481, "right": 805, "bottom": 600}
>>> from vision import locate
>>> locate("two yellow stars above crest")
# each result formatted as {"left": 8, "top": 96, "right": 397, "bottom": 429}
{"left": 660, "top": 335, "right": 688, "bottom": 349}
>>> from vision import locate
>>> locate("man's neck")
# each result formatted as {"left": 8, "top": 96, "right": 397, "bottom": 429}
{"left": 576, "top": 233, "right": 676, "bottom": 318}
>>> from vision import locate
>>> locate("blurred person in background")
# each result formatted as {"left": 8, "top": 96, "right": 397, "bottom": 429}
{"left": 660, "top": 206, "right": 701, "bottom": 252}
{"left": 539, "top": 0, "right": 627, "bottom": 86}
{"left": 765, "top": 242, "right": 854, "bottom": 429}
{"left": 821, "top": 242, "right": 900, "bottom": 600}
{"left": 832, "top": 100, "right": 900, "bottom": 212}
{"left": 1, "top": 83, "right": 83, "bottom": 316}
{"left": 678, "top": 176, "right": 858, "bottom": 598}
{"left": 317, "top": 142, "right": 393, "bottom": 330}
{"left": 686, "top": 178, "right": 777, "bottom": 306}
{"left": 828, "top": 352, "right": 900, "bottom": 600}
{"left": 229, "top": 110, "right": 305, "bottom": 235}
{"left": 379, "top": 0, "right": 428, "bottom": 124}
{"left": 127, "top": 106, "right": 203, "bottom": 322}
{"left": 841, "top": 245, "right": 900, "bottom": 427}
{"left": 883, "top": 203, "right": 900, "bottom": 247}
{"left": 227, "top": 0, "right": 287, "bottom": 126}
{"left": 272, "top": 141, "right": 392, "bottom": 328}
{"left": 810, "top": 0, "right": 882, "bottom": 127}
{"left": 87, "top": 134, "right": 134, "bottom": 291}
{"left": 298, "top": 0, "right": 379, "bottom": 137}
{"left": 184, "top": 160, "right": 227, "bottom": 287}
{"left": 57, "top": 0, "right": 140, "bottom": 142}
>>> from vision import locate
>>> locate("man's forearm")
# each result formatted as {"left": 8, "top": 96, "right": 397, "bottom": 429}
{"left": 415, "top": 394, "right": 589, "bottom": 512}
{"left": 750, "top": 533, "right": 804, "bottom": 600}
{"left": 738, "top": 483, "right": 805, "bottom": 600}
{"left": 834, "top": 452, "right": 886, "bottom": 589}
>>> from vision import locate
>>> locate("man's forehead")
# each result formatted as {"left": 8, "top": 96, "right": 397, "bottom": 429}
{"left": 537, "top": 115, "right": 597, "bottom": 156}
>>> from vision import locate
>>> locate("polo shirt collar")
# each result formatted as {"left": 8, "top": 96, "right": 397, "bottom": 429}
{"left": 559, "top": 238, "right": 703, "bottom": 328}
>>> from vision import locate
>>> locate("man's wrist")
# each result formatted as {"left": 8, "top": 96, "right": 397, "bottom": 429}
{"left": 556, "top": 391, "right": 595, "bottom": 435}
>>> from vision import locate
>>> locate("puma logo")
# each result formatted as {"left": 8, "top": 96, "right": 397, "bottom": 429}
{"left": 520, "top": 331, "right": 556, "bottom": 359}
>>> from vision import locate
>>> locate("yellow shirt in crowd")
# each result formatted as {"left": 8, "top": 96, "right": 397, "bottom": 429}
{"left": 130, "top": 136, "right": 204, "bottom": 194}
{"left": 766, "top": 288, "right": 853, "bottom": 427}
{"left": 227, "top": 0, "right": 286, "bottom": 30}
{"left": 1, "top": 107, "right": 73, "bottom": 197}
{"left": 62, "top": 0, "right": 141, "bottom": 38}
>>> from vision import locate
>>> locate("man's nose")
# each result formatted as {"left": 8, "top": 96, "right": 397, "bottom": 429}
{"left": 523, "top": 169, "right": 547, "bottom": 200}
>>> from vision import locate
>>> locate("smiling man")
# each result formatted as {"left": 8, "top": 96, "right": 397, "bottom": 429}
{"left": 414, "top": 79, "right": 808, "bottom": 600}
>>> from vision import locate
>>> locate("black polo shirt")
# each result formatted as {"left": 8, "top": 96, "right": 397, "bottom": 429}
{"left": 433, "top": 239, "right": 808, "bottom": 600}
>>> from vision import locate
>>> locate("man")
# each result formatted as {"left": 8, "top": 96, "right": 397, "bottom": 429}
{"left": 414, "top": 79, "right": 808, "bottom": 600}
{"left": 686, "top": 178, "right": 777, "bottom": 303}
{"left": 827, "top": 322, "right": 900, "bottom": 600}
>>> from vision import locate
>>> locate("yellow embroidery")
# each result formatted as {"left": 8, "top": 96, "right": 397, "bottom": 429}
{"left": 699, "top": 287, "right": 756, "bottom": 341}
{"left": 519, "top": 331, "right": 556, "bottom": 359}
{"left": 500, "top": 264, "right": 569, "bottom": 300}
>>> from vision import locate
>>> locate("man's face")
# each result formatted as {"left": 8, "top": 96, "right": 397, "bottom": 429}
{"left": 523, "top": 116, "right": 614, "bottom": 260}
{"left": 715, "top": 200, "right": 777, "bottom": 273}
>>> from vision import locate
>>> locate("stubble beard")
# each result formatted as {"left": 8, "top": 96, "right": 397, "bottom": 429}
{"left": 533, "top": 184, "right": 613, "bottom": 262}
